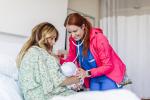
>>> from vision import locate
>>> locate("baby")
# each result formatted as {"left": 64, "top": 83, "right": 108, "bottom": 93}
{"left": 61, "top": 62, "right": 84, "bottom": 91}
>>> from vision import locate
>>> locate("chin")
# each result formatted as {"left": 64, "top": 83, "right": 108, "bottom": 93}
{"left": 74, "top": 38, "right": 80, "bottom": 41}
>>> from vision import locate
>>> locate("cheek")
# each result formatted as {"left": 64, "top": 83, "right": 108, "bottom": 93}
{"left": 79, "top": 31, "right": 84, "bottom": 38}
{"left": 47, "top": 39, "right": 52, "bottom": 44}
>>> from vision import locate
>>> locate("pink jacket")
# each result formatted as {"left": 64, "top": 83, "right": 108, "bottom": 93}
{"left": 60, "top": 28, "right": 126, "bottom": 88}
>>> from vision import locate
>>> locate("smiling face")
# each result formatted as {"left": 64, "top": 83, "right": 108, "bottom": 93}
{"left": 45, "top": 32, "right": 57, "bottom": 47}
{"left": 66, "top": 25, "right": 85, "bottom": 41}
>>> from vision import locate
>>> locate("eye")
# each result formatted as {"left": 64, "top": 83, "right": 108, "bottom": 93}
{"left": 52, "top": 37, "right": 56, "bottom": 40}
{"left": 68, "top": 31, "right": 72, "bottom": 34}
{"left": 47, "top": 37, "right": 54, "bottom": 40}
{"left": 68, "top": 30, "right": 78, "bottom": 34}
{"left": 73, "top": 30, "right": 77, "bottom": 33}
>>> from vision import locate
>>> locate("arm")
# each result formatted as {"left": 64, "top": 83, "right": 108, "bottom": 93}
{"left": 38, "top": 52, "right": 80, "bottom": 89}
{"left": 90, "top": 37, "right": 114, "bottom": 78}
{"left": 60, "top": 36, "right": 77, "bottom": 64}
{"left": 76, "top": 34, "right": 114, "bottom": 79}
{"left": 60, "top": 76, "right": 80, "bottom": 86}
{"left": 18, "top": 47, "right": 47, "bottom": 100}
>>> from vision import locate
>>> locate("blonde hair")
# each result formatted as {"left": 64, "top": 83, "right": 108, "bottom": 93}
{"left": 16, "top": 22, "right": 59, "bottom": 68}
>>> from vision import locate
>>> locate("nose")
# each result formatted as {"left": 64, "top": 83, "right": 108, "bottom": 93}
{"left": 52, "top": 39, "right": 56, "bottom": 44}
{"left": 71, "top": 32, "right": 76, "bottom": 38}
{"left": 71, "top": 32, "right": 78, "bottom": 38}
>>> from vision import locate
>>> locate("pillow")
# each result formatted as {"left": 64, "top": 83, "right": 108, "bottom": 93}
{"left": 0, "top": 73, "right": 23, "bottom": 100}
{"left": 0, "top": 54, "right": 18, "bottom": 80}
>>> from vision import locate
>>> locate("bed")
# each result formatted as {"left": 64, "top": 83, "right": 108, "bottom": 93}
{"left": 0, "top": 33, "right": 140, "bottom": 100}
{"left": 51, "top": 89, "right": 140, "bottom": 100}
{"left": 0, "top": 33, "right": 26, "bottom": 100}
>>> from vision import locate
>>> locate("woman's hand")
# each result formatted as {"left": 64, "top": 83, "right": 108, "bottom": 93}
{"left": 60, "top": 76, "right": 80, "bottom": 86}
{"left": 76, "top": 68, "right": 86, "bottom": 79}
{"left": 70, "top": 83, "right": 83, "bottom": 91}
{"left": 56, "top": 50, "right": 68, "bottom": 58}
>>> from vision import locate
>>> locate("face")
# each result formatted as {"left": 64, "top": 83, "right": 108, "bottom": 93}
{"left": 66, "top": 25, "right": 85, "bottom": 41}
{"left": 45, "top": 33, "right": 57, "bottom": 47}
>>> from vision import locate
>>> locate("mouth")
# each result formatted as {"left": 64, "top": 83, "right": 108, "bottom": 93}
{"left": 74, "top": 37, "right": 80, "bottom": 41}
{"left": 73, "top": 35, "right": 80, "bottom": 40}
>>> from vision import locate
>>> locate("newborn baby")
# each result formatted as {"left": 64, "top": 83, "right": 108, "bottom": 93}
{"left": 61, "top": 62, "right": 77, "bottom": 77}
{"left": 61, "top": 62, "right": 84, "bottom": 91}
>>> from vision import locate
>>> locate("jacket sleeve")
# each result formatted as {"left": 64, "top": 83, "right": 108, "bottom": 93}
{"left": 90, "top": 35, "right": 114, "bottom": 78}
{"left": 60, "top": 36, "right": 77, "bottom": 64}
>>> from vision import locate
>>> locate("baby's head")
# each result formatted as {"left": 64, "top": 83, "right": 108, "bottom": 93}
{"left": 61, "top": 62, "right": 77, "bottom": 77}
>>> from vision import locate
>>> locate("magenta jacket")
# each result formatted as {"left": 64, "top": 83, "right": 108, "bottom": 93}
{"left": 60, "top": 28, "right": 126, "bottom": 88}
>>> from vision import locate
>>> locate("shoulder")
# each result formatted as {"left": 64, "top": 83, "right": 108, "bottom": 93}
{"left": 91, "top": 27, "right": 103, "bottom": 34}
{"left": 25, "top": 46, "right": 41, "bottom": 56}
{"left": 22, "top": 46, "right": 47, "bottom": 62}
{"left": 90, "top": 27, "right": 109, "bottom": 44}
{"left": 28, "top": 46, "right": 43, "bottom": 53}
{"left": 28, "top": 46, "right": 49, "bottom": 56}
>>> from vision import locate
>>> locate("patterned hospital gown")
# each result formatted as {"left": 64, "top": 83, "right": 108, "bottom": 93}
{"left": 19, "top": 46, "right": 76, "bottom": 100}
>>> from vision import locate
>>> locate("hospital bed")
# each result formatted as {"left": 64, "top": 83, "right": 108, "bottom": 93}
{"left": 0, "top": 33, "right": 140, "bottom": 100}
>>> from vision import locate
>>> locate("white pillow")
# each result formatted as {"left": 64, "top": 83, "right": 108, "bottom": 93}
{"left": 0, "top": 73, "right": 23, "bottom": 100}
{"left": 0, "top": 54, "right": 18, "bottom": 80}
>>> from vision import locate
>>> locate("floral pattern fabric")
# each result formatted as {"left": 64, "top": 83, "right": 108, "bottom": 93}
{"left": 19, "top": 46, "right": 75, "bottom": 100}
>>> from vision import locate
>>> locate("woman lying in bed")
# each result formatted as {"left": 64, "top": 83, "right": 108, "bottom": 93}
{"left": 16, "top": 22, "right": 80, "bottom": 100}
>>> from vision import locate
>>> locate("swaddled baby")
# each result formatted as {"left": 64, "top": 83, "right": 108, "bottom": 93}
{"left": 61, "top": 62, "right": 84, "bottom": 91}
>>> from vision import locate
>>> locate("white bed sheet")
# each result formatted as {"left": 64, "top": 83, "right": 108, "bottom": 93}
{"left": 51, "top": 89, "right": 140, "bottom": 100}
{"left": 0, "top": 73, "right": 23, "bottom": 100}
{"left": 0, "top": 73, "right": 140, "bottom": 100}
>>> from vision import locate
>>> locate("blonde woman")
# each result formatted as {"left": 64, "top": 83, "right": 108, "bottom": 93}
{"left": 16, "top": 22, "right": 80, "bottom": 100}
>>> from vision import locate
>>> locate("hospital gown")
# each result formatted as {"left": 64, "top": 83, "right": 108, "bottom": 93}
{"left": 18, "top": 46, "right": 75, "bottom": 100}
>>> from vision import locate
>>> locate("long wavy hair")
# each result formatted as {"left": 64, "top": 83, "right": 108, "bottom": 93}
{"left": 16, "top": 22, "right": 59, "bottom": 68}
{"left": 64, "top": 13, "right": 92, "bottom": 56}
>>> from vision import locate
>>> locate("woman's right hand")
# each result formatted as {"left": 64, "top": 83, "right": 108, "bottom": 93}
{"left": 76, "top": 68, "right": 86, "bottom": 79}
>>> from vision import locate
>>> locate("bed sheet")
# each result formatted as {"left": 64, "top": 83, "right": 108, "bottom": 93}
{"left": 0, "top": 73, "right": 23, "bottom": 100}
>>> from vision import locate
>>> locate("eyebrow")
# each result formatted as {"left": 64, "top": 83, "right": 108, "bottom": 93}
{"left": 68, "top": 29, "right": 78, "bottom": 33}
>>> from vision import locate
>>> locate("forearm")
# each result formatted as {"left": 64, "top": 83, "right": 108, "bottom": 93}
{"left": 60, "top": 76, "right": 80, "bottom": 86}
{"left": 90, "top": 65, "right": 114, "bottom": 77}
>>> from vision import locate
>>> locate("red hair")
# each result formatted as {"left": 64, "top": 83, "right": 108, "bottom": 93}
{"left": 64, "top": 13, "right": 92, "bottom": 56}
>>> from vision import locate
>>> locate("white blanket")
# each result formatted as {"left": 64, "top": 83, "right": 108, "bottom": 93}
{"left": 0, "top": 74, "right": 23, "bottom": 100}
{"left": 51, "top": 89, "right": 140, "bottom": 100}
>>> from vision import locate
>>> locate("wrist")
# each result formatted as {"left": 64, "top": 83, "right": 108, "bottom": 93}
{"left": 79, "top": 78, "right": 84, "bottom": 84}
{"left": 86, "top": 70, "right": 91, "bottom": 77}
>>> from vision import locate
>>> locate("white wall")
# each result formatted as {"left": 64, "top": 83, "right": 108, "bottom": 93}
{"left": 0, "top": 0, "right": 68, "bottom": 50}
{"left": 68, "top": 0, "right": 100, "bottom": 27}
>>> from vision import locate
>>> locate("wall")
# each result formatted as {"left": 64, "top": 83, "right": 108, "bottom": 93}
{"left": 68, "top": 0, "right": 100, "bottom": 27}
{"left": 0, "top": 0, "right": 68, "bottom": 50}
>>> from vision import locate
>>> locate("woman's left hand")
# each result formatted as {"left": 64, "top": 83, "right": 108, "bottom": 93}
{"left": 71, "top": 83, "right": 83, "bottom": 91}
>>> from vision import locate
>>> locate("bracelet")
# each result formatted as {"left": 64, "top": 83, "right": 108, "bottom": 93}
{"left": 86, "top": 70, "right": 91, "bottom": 77}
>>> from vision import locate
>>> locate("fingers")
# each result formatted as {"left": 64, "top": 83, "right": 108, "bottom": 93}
{"left": 76, "top": 68, "right": 86, "bottom": 79}
{"left": 74, "top": 83, "right": 83, "bottom": 91}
